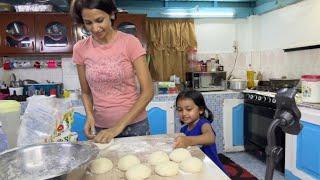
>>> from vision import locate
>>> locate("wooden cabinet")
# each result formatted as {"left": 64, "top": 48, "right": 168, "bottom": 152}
{"left": 0, "top": 13, "right": 74, "bottom": 56}
{"left": 114, "top": 13, "right": 147, "bottom": 48}
{"left": 75, "top": 13, "right": 147, "bottom": 48}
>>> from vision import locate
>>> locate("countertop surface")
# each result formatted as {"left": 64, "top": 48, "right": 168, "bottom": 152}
{"left": 67, "top": 134, "right": 230, "bottom": 180}
{"left": 298, "top": 102, "right": 320, "bottom": 110}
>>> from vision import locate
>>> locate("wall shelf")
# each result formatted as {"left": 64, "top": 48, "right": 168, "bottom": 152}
{"left": 283, "top": 44, "right": 320, "bottom": 52}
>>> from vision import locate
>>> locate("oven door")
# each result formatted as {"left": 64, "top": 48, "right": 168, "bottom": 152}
{"left": 244, "top": 102, "right": 286, "bottom": 172}
{"left": 244, "top": 103, "right": 285, "bottom": 148}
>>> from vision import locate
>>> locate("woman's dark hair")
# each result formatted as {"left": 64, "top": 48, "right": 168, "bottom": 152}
{"left": 175, "top": 89, "right": 214, "bottom": 123}
{"left": 70, "top": 0, "right": 117, "bottom": 24}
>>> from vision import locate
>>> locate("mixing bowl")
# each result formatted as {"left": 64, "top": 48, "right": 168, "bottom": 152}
{"left": 0, "top": 142, "right": 99, "bottom": 180}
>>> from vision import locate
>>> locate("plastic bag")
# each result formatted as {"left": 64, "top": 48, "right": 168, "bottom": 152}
{"left": 17, "top": 96, "right": 76, "bottom": 147}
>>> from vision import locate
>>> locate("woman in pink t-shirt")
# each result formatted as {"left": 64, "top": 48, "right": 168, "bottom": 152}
{"left": 70, "top": 0, "right": 153, "bottom": 143}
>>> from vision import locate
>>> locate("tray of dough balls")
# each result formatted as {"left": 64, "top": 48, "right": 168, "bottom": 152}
{"left": 82, "top": 134, "right": 230, "bottom": 180}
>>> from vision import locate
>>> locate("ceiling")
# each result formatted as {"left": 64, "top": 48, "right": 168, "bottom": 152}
{"left": 1, "top": 0, "right": 303, "bottom": 18}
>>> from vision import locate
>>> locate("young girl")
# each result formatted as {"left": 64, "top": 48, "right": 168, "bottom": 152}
{"left": 174, "top": 89, "right": 226, "bottom": 174}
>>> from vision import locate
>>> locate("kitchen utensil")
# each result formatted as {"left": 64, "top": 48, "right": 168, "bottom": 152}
{"left": 229, "top": 79, "right": 247, "bottom": 90}
{"left": 0, "top": 142, "right": 99, "bottom": 180}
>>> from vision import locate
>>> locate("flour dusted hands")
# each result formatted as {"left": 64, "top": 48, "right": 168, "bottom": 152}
{"left": 94, "top": 124, "right": 124, "bottom": 143}
{"left": 84, "top": 115, "right": 96, "bottom": 139}
{"left": 173, "top": 136, "right": 190, "bottom": 148}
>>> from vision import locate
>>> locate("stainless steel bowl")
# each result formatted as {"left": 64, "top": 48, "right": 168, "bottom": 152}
{"left": 0, "top": 142, "right": 99, "bottom": 180}
{"left": 229, "top": 79, "right": 247, "bottom": 90}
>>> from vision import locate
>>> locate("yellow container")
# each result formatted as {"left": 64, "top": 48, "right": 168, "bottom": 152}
{"left": 246, "top": 65, "right": 255, "bottom": 89}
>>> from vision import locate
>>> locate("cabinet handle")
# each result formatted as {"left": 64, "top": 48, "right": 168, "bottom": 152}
{"left": 32, "top": 41, "right": 34, "bottom": 50}
{"left": 41, "top": 41, "right": 43, "bottom": 51}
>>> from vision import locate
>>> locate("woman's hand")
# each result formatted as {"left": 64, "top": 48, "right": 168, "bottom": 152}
{"left": 173, "top": 136, "right": 190, "bottom": 148}
{"left": 84, "top": 116, "right": 96, "bottom": 139}
{"left": 94, "top": 125, "right": 124, "bottom": 143}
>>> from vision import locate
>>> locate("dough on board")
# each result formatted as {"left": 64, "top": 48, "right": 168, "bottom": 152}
{"left": 94, "top": 139, "right": 114, "bottom": 150}
{"left": 169, "top": 148, "right": 192, "bottom": 162}
{"left": 125, "top": 164, "right": 152, "bottom": 180}
{"left": 155, "top": 161, "right": 179, "bottom": 177}
{"left": 118, "top": 154, "right": 141, "bottom": 171}
{"left": 180, "top": 157, "right": 203, "bottom": 173}
{"left": 90, "top": 158, "right": 113, "bottom": 174}
{"left": 148, "top": 150, "right": 170, "bottom": 165}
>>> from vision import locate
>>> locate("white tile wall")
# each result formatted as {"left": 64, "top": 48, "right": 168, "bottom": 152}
{"left": 62, "top": 58, "right": 80, "bottom": 90}
{"left": 1, "top": 48, "right": 319, "bottom": 86}
{"left": 199, "top": 48, "right": 320, "bottom": 80}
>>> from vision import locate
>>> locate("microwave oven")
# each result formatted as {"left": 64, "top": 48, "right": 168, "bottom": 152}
{"left": 185, "top": 71, "right": 227, "bottom": 91}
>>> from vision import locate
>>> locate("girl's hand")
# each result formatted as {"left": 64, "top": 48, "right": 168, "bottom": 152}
{"left": 84, "top": 116, "right": 96, "bottom": 139}
{"left": 173, "top": 136, "right": 190, "bottom": 148}
{"left": 94, "top": 125, "right": 124, "bottom": 143}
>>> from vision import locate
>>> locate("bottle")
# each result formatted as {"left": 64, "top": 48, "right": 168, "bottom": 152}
{"left": 0, "top": 122, "right": 9, "bottom": 152}
{"left": 247, "top": 64, "right": 255, "bottom": 89}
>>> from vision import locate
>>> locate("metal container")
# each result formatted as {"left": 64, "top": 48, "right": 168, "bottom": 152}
{"left": 0, "top": 142, "right": 99, "bottom": 180}
{"left": 229, "top": 79, "right": 247, "bottom": 90}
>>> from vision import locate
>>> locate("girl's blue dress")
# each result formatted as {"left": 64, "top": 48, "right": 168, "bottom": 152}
{"left": 180, "top": 117, "right": 227, "bottom": 174}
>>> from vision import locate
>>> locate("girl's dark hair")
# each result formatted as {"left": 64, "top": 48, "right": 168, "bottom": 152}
{"left": 175, "top": 89, "right": 214, "bottom": 123}
{"left": 70, "top": 0, "right": 117, "bottom": 24}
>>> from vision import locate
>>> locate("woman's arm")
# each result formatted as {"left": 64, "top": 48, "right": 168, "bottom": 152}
{"left": 117, "top": 55, "right": 154, "bottom": 128}
{"left": 174, "top": 124, "right": 215, "bottom": 148}
{"left": 76, "top": 64, "right": 95, "bottom": 139}
{"left": 94, "top": 55, "right": 153, "bottom": 143}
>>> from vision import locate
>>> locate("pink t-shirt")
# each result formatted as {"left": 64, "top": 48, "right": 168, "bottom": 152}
{"left": 73, "top": 31, "right": 147, "bottom": 128}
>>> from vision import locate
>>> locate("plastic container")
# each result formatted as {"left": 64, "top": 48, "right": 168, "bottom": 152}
{"left": 0, "top": 100, "right": 21, "bottom": 149}
{"left": 301, "top": 75, "right": 320, "bottom": 103}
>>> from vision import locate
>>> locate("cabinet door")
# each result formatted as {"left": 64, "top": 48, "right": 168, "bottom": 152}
{"left": 36, "top": 14, "right": 74, "bottom": 53}
{"left": 114, "top": 13, "right": 147, "bottom": 48}
{"left": 296, "top": 121, "right": 320, "bottom": 179}
{"left": 146, "top": 101, "right": 175, "bottom": 135}
{"left": 0, "top": 13, "right": 35, "bottom": 55}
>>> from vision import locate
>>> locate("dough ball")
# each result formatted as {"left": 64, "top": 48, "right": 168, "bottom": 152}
{"left": 155, "top": 161, "right": 179, "bottom": 177}
{"left": 118, "top": 154, "right": 141, "bottom": 171}
{"left": 90, "top": 158, "right": 113, "bottom": 174}
{"left": 169, "top": 148, "right": 192, "bottom": 162}
{"left": 180, "top": 157, "right": 203, "bottom": 173}
{"left": 94, "top": 139, "right": 114, "bottom": 150}
{"left": 125, "top": 164, "right": 151, "bottom": 180}
{"left": 148, "top": 151, "right": 170, "bottom": 165}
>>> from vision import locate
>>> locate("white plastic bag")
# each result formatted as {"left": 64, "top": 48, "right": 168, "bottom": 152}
{"left": 17, "top": 96, "right": 73, "bottom": 147}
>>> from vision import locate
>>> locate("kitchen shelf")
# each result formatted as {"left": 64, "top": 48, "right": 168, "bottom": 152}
{"left": 283, "top": 44, "right": 320, "bottom": 52}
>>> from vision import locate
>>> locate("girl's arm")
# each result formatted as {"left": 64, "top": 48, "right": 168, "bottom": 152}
{"left": 94, "top": 55, "right": 154, "bottom": 143}
{"left": 76, "top": 64, "right": 95, "bottom": 139}
{"left": 174, "top": 124, "right": 215, "bottom": 148}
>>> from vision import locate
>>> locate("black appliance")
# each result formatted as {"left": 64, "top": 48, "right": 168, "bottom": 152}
{"left": 243, "top": 89, "right": 285, "bottom": 172}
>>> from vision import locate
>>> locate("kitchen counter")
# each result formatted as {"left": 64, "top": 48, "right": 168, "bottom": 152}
{"left": 298, "top": 102, "right": 320, "bottom": 110}
{"left": 77, "top": 134, "right": 230, "bottom": 180}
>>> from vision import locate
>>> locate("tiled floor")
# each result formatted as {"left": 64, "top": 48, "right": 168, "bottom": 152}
{"left": 224, "top": 152, "right": 285, "bottom": 180}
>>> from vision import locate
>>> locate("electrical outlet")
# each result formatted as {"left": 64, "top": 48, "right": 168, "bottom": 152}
{"left": 233, "top": 40, "right": 238, "bottom": 53}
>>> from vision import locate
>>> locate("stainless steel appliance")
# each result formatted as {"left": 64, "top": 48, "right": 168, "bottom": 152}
{"left": 185, "top": 71, "right": 226, "bottom": 91}
{"left": 243, "top": 89, "right": 285, "bottom": 172}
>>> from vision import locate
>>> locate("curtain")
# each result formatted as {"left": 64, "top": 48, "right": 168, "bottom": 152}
{"left": 146, "top": 18, "right": 197, "bottom": 82}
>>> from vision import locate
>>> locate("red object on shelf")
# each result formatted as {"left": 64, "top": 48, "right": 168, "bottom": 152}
{"left": 3, "top": 61, "right": 11, "bottom": 70}
{"left": 50, "top": 88, "right": 57, "bottom": 96}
